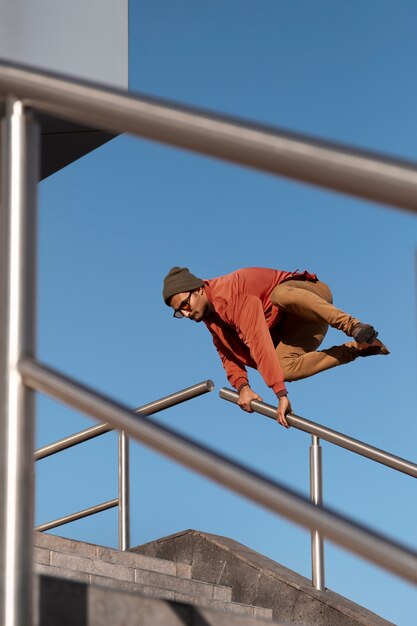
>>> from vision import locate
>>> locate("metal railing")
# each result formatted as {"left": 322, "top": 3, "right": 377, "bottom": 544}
{"left": 220, "top": 388, "right": 417, "bottom": 590}
{"left": 19, "top": 355, "right": 417, "bottom": 586}
{"left": 35, "top": 379, "right": 214, "bottom": 548}
{"left": 2, "top": 60, "right": 417, "bottom": 212}
{"left": 1, "top": 60, "right": 417, "bottom": 626}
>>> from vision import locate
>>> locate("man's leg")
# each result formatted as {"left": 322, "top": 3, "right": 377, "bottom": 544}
{"left": 275, "top": 312, "right": 358, "bottom": 382}
{"left": 271, "top": 279, "right": 360, "bottom": 336}
{"left": 271, "top": 280, "right": 386, "bottom": 382}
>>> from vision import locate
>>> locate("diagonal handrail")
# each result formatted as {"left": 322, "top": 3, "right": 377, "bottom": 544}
{"left": 35, "top": 379, "right": 214, "bottom": 460}
{"left": 35, "top": 498, "right": 119, "bottom": 533}
{"left": 220, "top": 387, "right": 417, "bottom": 590}
{"left": 219, "top": 388, "right": 417, "bottom": 478}
{"left": 1, "top": 59, "right": 417, "bottom": 212}
{"left": 2, "top": 61, "right": 416, "bottom": 626}
{"left": 18, "top": 356, "right": 417, "bottom": 585}
{"left": 35, "top": 379, "right": 214, "bottom": 547}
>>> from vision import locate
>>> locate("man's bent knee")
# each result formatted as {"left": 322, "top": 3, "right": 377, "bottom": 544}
{"left": 281, "top": 358, "right": 303, "bottom": 382}
{"left": 271, "top": 280, "right": 333, "bottom": 309}
{"left": 270, "top": 284, "right": 294, "bottom": 308}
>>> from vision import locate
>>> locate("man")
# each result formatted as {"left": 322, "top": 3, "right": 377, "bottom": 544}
{"left": 163, "top": 266, "right": 389, "bottom": 428}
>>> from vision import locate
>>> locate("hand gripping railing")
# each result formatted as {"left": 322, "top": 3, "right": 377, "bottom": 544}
{"left": 34, "top": 379, "right": 214, "bottom": 548}
{"left": 2, "top": 61, "right": 417, "bottom": 626}
{"left": 17, "top": 356, "right": 417, "bottom": 589}
{"left": 219, "top": 388, "right": 417, "bottom": 590}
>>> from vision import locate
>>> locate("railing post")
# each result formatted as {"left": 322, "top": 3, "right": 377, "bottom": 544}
{"left": 310, "top": 435, "right": 325, "bottom": 590}
{"left": 0, "top": 97, "right": 39, "bottom": 626}
{"left": 118, "top": 430, "right": 130, "bottom": 550}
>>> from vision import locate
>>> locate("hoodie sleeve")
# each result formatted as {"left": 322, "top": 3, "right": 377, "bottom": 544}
{"left": 225, "top": 294, "right": 287, "bottom": 396}
{"left": 208, "top": 328, "right": 249, "bottom": 391}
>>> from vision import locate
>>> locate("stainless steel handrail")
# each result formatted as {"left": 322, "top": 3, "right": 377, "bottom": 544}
{"left": 219, "top": 388, "right": 417, "bottom": 478}
{"left": 220, "top": 387, "right": 417, "bottom": 590}
{"left": 35, "top": 379, "right": 215, "bottom": 460}
{"left": 0, "top": 97, "right": 39, "bottom": 626}
{"left": 310, "top": 435, "right": 325, "bottom": 590}
{"left": 19, "top": 356, "right": 417, "bottom": 585}
{"left": 118, "top": 431, "right": 130, "bottom": 551}
{"left": 35, "top": 498, "right": 119, "bottom": 533}
{"left": 1, "top": 60, "right": 417, "bottom": 212}
{"left": 35, "top": 379, "right": 214, "bottom": 549}
{"left": 1, "top": 65, "right": 416, "bottom": 625}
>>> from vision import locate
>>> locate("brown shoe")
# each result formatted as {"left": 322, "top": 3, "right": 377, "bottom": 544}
{"left": 352, "top": 323, "right": 378, "bottom": 343}
{"left": 357, "top": 339, "right": 390, "bottom": 357}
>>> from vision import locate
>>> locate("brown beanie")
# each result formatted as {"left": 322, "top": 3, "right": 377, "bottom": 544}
{"left": 163, "top": 267, "right": 204, "bottom": 305}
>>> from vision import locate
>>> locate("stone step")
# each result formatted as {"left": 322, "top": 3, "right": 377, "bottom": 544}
{"left": 134, "top": 529, "right": 394, "bottom": 626}
{"left": 34, "top": 565, "right": 273, "bottom": 621}
{"left": 34, "top": 532, "right": 273, "bottom": 622}
{"left": 34, "top": 531, "right": 191, "bottom": 579}
{"left": 35, "top": 574, "right": 275, "bottom": 626}
{"left": 34, "top": 547, "right": 232, "bottom": 603}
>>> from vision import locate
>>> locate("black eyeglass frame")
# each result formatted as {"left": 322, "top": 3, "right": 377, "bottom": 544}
{"left": 173, "top": 290, "right": 195, "bottom": 318}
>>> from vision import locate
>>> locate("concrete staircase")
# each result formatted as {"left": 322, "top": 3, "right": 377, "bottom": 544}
{"left": 134, "top": 529, "right": 395, "bottom": 626}
{"left": 34, "top": 529, "right": 394, "bottom": 625}
{"left": 33, "top": 532, "right": 274, "bottom": 625}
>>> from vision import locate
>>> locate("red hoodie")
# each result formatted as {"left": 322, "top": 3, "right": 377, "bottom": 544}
{"left": 203, "top": 267, "right": 317, "bottom": 396}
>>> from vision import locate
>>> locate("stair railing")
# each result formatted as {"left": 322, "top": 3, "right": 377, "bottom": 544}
{"left": 34, "top": 380, "right": 214, "bottom": 549}
{"left": 219, "top": 388, "right": 417, "bottom": 591}
{"left": 2, "top": 59, "right": 417, "bottom": 626}
{"left": 19, "top": 355, "right": 417, "bottom": 588}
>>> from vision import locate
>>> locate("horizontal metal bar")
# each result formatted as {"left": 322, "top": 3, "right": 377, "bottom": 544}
{"left": 133, "top": 379, "right": 215, "bottom": 415}
{"left": 1, "top": 61, "right": 417, "bottom": 212}
{"left": 19, "top": 357, "right": 417, "bottom": 585}
{"left": 35, "top": 423, "right": 111, "bottom": 460}
{"left": 219, "top": 388, "right": 417, "bottom": 479}
{"left": 35, "top": 498, "right": 118, "bottom": 533}
{"left": 35, "top": 379, "right": 214, "bottom": 460}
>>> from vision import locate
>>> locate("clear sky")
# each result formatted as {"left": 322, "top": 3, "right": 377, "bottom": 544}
{"left": 36, "top": 2, "right": 417, "bottom": 624}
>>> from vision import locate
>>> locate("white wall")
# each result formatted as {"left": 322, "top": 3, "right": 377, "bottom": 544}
{"left": 0, "top": 0, "right": 128, "bottom": 88}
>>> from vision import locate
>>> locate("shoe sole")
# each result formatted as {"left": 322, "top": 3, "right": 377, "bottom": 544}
{"left": 357, "top": 339, "right": 390, "bottom": 356}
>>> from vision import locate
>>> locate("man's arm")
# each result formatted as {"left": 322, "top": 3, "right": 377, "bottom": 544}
{"left": 225, "top": 294, "right": 291, "bottom": 427}
{"left": 209, "top": 330, "right": 249, "bottom": 391}
{"left": 210, "top": 331, "right": 273, "bottom": 417}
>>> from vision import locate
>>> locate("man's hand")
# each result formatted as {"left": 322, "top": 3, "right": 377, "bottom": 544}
{"left": 237, "top": 386, "right": 263, "bottom": 412}
{"left": 276, "top": 395, "right": 292, "bottom": 429}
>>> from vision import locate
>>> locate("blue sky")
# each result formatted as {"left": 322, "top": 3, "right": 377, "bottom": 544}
{"left": 36, "top": 2, "right": 417, "bottom": 624}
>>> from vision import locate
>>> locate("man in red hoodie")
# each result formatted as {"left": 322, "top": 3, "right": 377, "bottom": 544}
{"left": 163, "top": 267, "right": 388, "bottom": 428}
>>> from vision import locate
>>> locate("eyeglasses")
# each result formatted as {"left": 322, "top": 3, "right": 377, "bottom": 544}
{"left": 173, "top": 291, "right": 195, "bottom": 318}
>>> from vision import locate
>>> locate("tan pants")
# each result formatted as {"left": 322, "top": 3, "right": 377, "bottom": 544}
{"left": 270, "top": 280, "right": 360, "bottom": 382}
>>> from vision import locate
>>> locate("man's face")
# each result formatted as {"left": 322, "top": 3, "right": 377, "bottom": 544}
{"left": 170, "top": 287, "right": 210, "bottom": 322}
